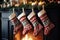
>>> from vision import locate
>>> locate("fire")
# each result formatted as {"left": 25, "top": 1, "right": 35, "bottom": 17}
{"left": 21, "top": 30, "right": 43, "bottom": 40}
{"left": 22, "top": 34, "right": 33, "bottom": 40}
{"left": 15, "top": 31, "right": 21, "bottom": 40}
{"left": 14, "top": 30, "right": 43, "bottom": 40}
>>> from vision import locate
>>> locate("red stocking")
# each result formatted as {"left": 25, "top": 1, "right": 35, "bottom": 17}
{"left": 9, "top": 13, "right": 22, "bottom": 40}
{"left": 27, "top": 10, "right": 43, "bottom": 36}
{"left": 18, "top": 13, "right": 32, "bottom": 35}
{"left": 38, "top": 7, "right": 55, "bottom": 35}
{"left": 9, "top": 13, "right": 22, "bottom": 34}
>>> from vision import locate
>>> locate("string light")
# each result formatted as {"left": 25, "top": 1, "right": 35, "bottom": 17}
{"left": 23, "top": 0, "right": 27, "bottom": 5}
{"left": 38, "top": 1, "right": 45, "bottom": 6}
{"left": 32, "top": 1, "right": 37, "bottom": 6}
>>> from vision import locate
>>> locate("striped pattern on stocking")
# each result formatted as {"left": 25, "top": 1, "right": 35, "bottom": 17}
{"left": 9, "top": 13, "right": 22, "bottom": 40}
{"left": 18, "top": 12, "right": 32, "bottom": 35}
{"left": 38, "top": 8, "right": 55, "bottom": 35}
{"left": 27, "top": 9, "right": 43, "bottom": 36}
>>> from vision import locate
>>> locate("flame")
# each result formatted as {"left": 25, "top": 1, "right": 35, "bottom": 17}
{"left": 15, "top": 31, "right": 21, "bottom": 40}
{"left": 29, "top": 37, "right": 33, "bottom": 40}
{"left": 22, "top": 34, "right": 33, "bottom": 40}
{"left": 14, "top": 31, "right": 43, "bottom": 40}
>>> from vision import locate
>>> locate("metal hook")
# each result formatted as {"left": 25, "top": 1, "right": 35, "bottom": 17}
{"left": 22, "top": 7, "right": 24, "bottom": 13}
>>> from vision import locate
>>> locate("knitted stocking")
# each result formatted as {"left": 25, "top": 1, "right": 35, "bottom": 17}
{"left": 18, "top": 8, "right": 32, "bottom": 35}
{"left": 27, "top": 8, "right": 43, "bottom": 36}
{"left": 38, "top": 5, "right": 55, "bottom": 35}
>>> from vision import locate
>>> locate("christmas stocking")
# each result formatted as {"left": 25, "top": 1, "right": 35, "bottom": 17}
{"left": 17, "top": 8, "right": 32, "bottom": 35}
{"left": 9, "top": 13, "right": 22, "bottom": 40}
{"left": 27, "top": 8, "right": 43, "bottom": 36}
{"left": 38, "top": 5, "right": 55, "bottom": 35}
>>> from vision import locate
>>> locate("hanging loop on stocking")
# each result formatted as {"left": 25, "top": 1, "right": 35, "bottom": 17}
{"left": 38, "top": 5, "right": 55, "bottom": 35}
{"left": 13, "top": 8, "right": 15, "bottom": 14}
{"left": 17, "top": 8, "right": 32, "bottom": 35}
{"left": 42, "top": 4, "right": 45, "bottom": 10}
{"left": 27, "top": 8, "right": 43, "bottom": 36}
{"left": 32, "top": 7, "right": 34, "bottom": 12}
{"left": 22, "top": 7, "right": 25, "bottom": 13}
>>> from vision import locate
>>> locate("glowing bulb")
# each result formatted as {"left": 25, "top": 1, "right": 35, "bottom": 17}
{"left": 15, "top": 4, "right": 20, "bottom": 7}
{"left": 32, "top": 1, "right": 37, "bottom": 6}
{"left": 38, "top": 1, "right": 42, "bottom": 5}
{"left": 4, "top": 0, "right": 6, "bottom": 2}
{"left": 23, "top": 0, "right": 27, "bottom": 4}
{"left": 38, "top": 1, "right": 45, "bottom": 5}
